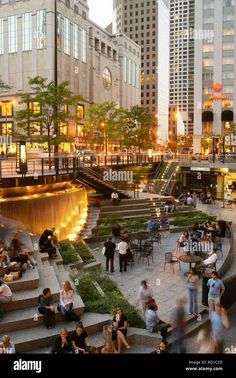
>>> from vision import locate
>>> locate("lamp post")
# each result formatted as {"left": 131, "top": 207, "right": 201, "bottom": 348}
{"left": 16, "top": 141, "right": 28, "bottom": 177}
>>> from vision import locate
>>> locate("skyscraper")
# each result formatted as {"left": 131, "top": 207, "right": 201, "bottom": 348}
{"left": 194, "top": 0, "right": 235, "bottom": 153}
{"left": 113, "top": 0, "right": 170, "bottom": 145}
{"left": 169, "top": 0, "right": 195, "bottom": 139}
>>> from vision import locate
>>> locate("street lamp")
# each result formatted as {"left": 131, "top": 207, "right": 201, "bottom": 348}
{"left": 16, "top": 141, "right": 28, "bottom": 177}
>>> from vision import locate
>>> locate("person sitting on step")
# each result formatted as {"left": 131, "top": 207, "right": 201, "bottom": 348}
{"left": 0, "top": 241, "right": 8, "bottom": 268}
{"left": 58, "top": 281, "right": 80, "bottom": 322}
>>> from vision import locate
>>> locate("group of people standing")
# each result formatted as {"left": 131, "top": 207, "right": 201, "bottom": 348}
{"left": 103, "top": 227, "right": 133, "bottom": 273}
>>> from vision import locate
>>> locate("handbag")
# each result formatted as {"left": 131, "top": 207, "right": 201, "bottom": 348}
{"left": 102, "top": 247, "right": 106, "bottom": 255}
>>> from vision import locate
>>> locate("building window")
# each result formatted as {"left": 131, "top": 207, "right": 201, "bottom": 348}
{"left": 136, "top": 64, "right": 140, "bottom": 89}
{"left": 223, "top": 0, "right": 235, "bottom": 6}
{"left": 203, "top": 59, "right": 213, "bottom": 67}
{"left": 29, "top": 102, "right": 40, "bottom": 114}
{"left": 57, "top": 13, "right": 62, "bottom": 50}
{"left": 0, "top": 18, "right": 3, "bottom": 54}
{"left": 81, "top": 28, "right": 87, "bottom": 63}
{"left": 65, "top": 0, "right": 70, "bottom": 8}
{"left": 223, "top": 86, "right": 234, "bottom": 93}
{"left": 203, "top": 101, "right": 213, "bottom": 109}
{"left": 223, "top": 57, "right": 234, "bottom": 65}
{"left": 223, "top": 28, "right": 234, "bottom": 36}
{"left": 77, "top": 104, "right": 84, "bottom": 118}
{"left": 123, "top": 56, "right": 127, "bottom": 82}
{"left": 8, "top": 15, "right": 17, "bottom": 53}
{"left": 74, "top": 5, "right": 79, "bottom": 14}
{"left": 202, "top": 44, "right": 213, "bottom": 53}
{"left": 0, "top": 122, "right": 13, "bottom": 135}
{"left": 36, "top": 10, "right": 47, "bottom": 49}
{"left": 64, "top": 18, "right": 70, "bottom": 55}
{"left": 73, "top": 24, "right": 79, "bottom": 59}
{"left": 0, "top": 102, "right": 13, "bottom": 116}
{"left": 223, "top": 100, "right": 233, "bottom": 108}
{"left": 102, "top": 67, "right": 112, "bottom": 89}
{"left": 22, "top": 13, "right": 32, "bottom": 51}
{"left": 223, "top": 42, "right": 234, "bottom": 50}
{"left": 222, "top": 71, "right": 234, "bottom": 79}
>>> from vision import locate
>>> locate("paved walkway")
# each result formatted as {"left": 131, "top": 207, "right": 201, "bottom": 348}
{"left": 88, "top": 198, "right": 234, "bottom": 353}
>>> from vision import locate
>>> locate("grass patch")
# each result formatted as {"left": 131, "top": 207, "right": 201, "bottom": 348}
{"left": 75, "top": 271, "right": 145, "bottom": 328}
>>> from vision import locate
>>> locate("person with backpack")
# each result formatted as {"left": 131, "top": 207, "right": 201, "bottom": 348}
{"left": 38, "top": 288, "right": 55, "bottom": 329}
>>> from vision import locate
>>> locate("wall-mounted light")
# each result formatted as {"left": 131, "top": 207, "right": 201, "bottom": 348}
{"left": 16, "top": 141, "right": 28, "bottom": 176}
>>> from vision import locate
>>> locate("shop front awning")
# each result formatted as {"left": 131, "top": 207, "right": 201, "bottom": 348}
{"left": 221, "top": 110, "right": 233, "bottom": 122}
{"left": 202, "top": 111, "right": 213, "bottom": 122}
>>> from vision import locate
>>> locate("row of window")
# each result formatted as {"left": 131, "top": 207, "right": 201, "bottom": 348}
{"left": 0, "top": 11, "right": 88, "bottom": 63}
{"left": 203, "top": 57, "right": 234, "bottom": 66}
{"left": 203, "top": 100, "right": 233, "bottom": 109}
{"left": 57, "top": 15, "right": 87, "bottom": 62}
{"left": 0, "top": 10, "right": 46, "bottom": 54}
{"left": 0, "top": 101, "right": 84, "bottom": 118}
{"left": 123, "top": 56, "right": 140, "bottom": 89}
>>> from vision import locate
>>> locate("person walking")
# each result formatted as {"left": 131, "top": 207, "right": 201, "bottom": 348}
{"left": 187, "top": 268, "right": 200, "bottom": 315}
{"left": 210, "top": 304, "right": 229, "bottom": 353}
{"left": 207, "top": 271, "right": 225, "bottom": 313}
{"left": 103, "top": 237, "right": 116, "bottom": 273}
{"left": 137, "top": 280, "right": 154, "bottom": 315}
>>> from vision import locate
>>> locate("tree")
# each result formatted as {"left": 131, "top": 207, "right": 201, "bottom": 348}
{"left": 0, "top": 76, "right": 11, "bottom": 92}
{"left": 83, "top": 101, "right": 125, "bottom": 155}
{"left": 122, "top": 106, "right": 154, "bottom": 153}
{"left": 14, "top": 76, "right": 83, "bottom": 163}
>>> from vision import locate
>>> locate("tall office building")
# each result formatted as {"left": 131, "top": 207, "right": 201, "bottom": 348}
{"left": 169, "top": 0, "right": 195, "bottom": 137}
{"left": 113, "top": 0, "right": 170, "bottom": 144}
{"left": 194, "top": 0, "right": 236, "bottom": 153}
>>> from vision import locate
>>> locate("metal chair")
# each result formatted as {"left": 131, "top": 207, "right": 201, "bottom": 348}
{"left": 138, "top": 246, "right": 154, "bottom": 265}
{"left": 164, "top": 252, "right": 181, "bottom": 273}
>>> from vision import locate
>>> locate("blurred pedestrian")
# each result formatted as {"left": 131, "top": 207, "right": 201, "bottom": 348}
{"left": 170, "top": 298, "right": 187, "bottom": 353}
{"left": 210, "top": 304, "right": 229, "bottom": 353}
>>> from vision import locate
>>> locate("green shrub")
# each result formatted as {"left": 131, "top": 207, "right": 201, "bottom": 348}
{"left": 75, "top": 271, "right": 145, "bottom": 328}
{"left": 60, "top": 249, "right": 78, "bottom": 264}
{"left": 72, "top": 241, "right": 95, "bottom": 264}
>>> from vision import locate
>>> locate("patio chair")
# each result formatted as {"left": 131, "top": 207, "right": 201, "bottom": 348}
{"left": 164, "top": 252, "right": 181, "bottom": 273}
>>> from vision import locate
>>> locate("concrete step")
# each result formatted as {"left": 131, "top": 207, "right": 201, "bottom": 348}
{"left": 2, "top": 313, "right": 111, "bottom": 353}
{"left": 100, "top": 199, "right": 151, "bottom": 206}
{"left": 1, "top": 266, "right": 60, "bottom": 312}
{"left": 100, "top": 203, "right": 156, "bottom": 212}
{"left": 7, "top": 265, "right": 40, "bottom": 292}
{"left": 0, "top": 296, "right": 85, "bottom": 333}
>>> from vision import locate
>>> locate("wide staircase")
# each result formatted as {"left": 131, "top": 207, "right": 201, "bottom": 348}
{"left": 76, "top": 167, "right": 130, "bottom": 199}
{"left": 0, "top": 230, "right": 112, "bottom": 353}
{"left": 153, "top": 162, "right": 179, "bottom": 195}
{"left": 98, "top": 197, "right": 188, "bottom": 223}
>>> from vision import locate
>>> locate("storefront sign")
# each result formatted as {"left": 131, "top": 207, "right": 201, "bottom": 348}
{"left": 225, "top": 134, "right": 236, "bottom": 146}
{"left": 208, "top": 94, "right": 227, "bottom": 101}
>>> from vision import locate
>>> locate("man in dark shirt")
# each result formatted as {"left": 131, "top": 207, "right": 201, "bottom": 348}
{"left": 104, "top": 237, "right": 116, "bottom": 273}
{"left": 70, "top": 322, "right": 89, "bottom": 354}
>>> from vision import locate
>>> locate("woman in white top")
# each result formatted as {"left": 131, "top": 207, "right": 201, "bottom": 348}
{"left": 0, "top": 280, "right": 12, "bottom": 304}
{"left": 58, "top": 281, "right": 80, "bottom": 322}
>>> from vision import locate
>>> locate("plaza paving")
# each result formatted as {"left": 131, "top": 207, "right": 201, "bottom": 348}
{"left": 88, "top": 199, "right": 235, "bottom": 352}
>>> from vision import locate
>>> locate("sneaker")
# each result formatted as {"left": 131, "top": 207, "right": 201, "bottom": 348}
{"left": 188, "top": 312, "right": 193, "bottom": 315}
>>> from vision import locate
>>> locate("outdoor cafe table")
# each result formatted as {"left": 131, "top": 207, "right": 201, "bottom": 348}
{"left": 178, "top": 255, "right": 202, "bottom": 276}
{"left": 135, "top": 232, "right": 151, "bottom": 248}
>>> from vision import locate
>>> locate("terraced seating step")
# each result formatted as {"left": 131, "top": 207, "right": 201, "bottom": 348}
{"left": 0, "top": 296, "right": 84, "bottom": 333}
{"left": 1, "top": 313, "right": 111, "bottom": 353}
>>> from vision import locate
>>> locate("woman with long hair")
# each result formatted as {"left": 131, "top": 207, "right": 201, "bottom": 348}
{"left": 58, "top": 281, "right": 80, "bottom": 322}
{"left": 112, "top": 308, "right": 130, "bottom": 353}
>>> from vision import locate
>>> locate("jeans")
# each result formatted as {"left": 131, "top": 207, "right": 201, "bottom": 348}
{"left": 188, "top": 288, "right": 198, "bottom": 314}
